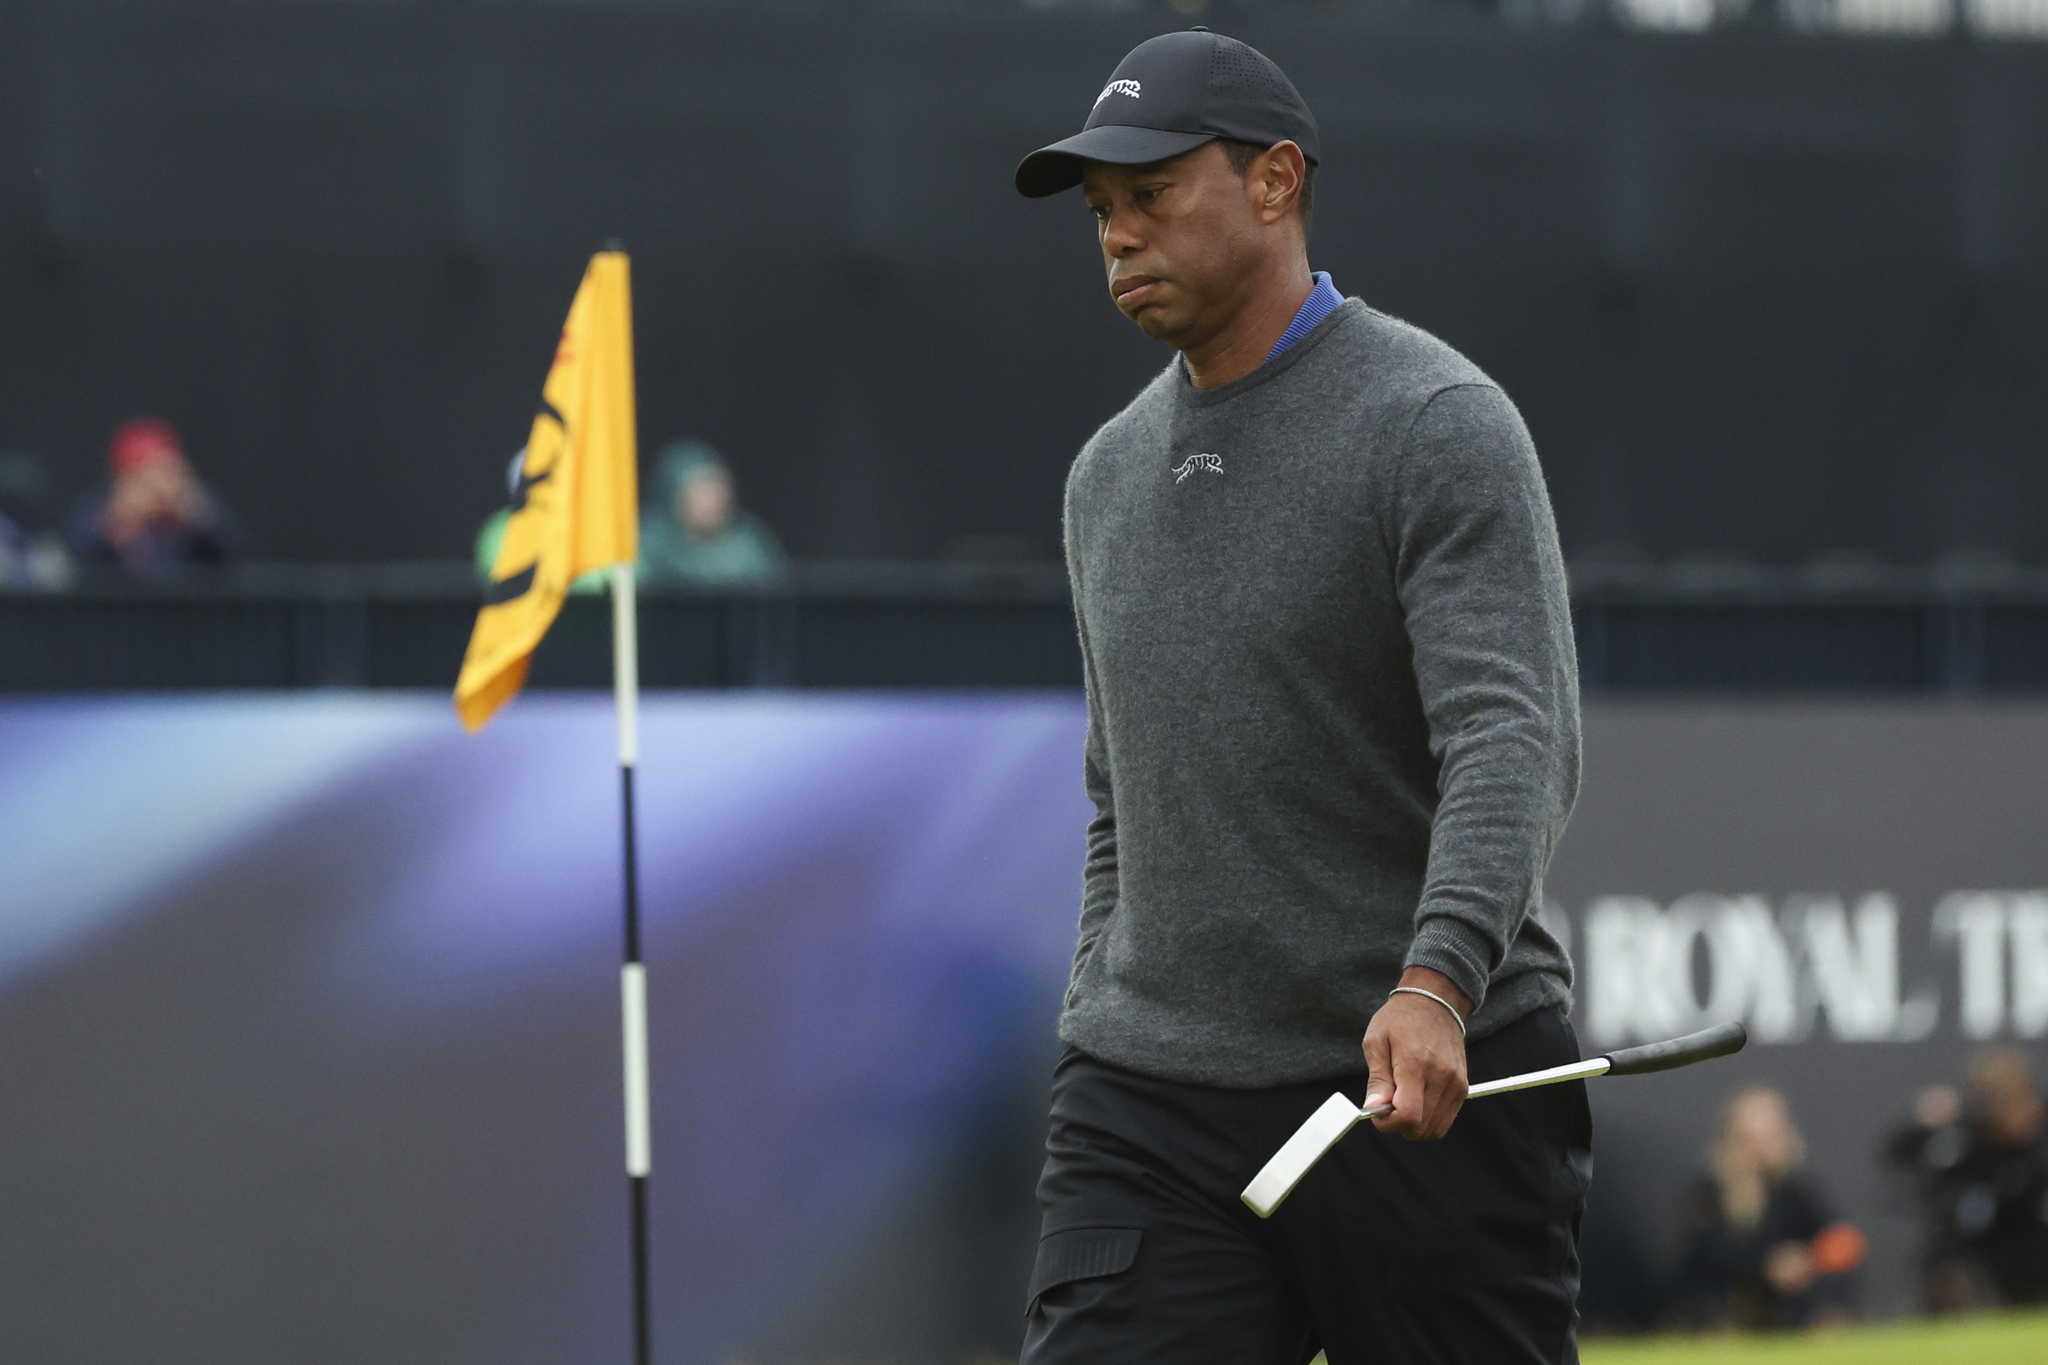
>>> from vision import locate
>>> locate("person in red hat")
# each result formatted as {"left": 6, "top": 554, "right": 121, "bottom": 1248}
{"left": 68, "top": 418, "right": 240, "bottom": 568}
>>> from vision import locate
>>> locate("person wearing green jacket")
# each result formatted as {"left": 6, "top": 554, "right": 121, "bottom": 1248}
{"left": 636, "top": 441, "right": 786, "bottom": 588}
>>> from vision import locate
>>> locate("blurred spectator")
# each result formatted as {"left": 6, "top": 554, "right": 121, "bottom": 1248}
{"left": 473, "top": 449, "right": 604, "bottom": 595}
{"left": 67, "top": 419, "right": 239, "bottom": 569}
{"left": 1670, "top": 1086, "right": 1865, "bottom": 1329}
{"left": 638, "top": 441, "right": 785, "bottom": 588}
{"left": 1888, "top": 1048, "right": 2048, "bottom": 1312}
{"left": 0, "top": 451, "right": 75, "bottom": 589}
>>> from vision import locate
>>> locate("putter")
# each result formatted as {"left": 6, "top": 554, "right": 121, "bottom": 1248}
{"left": 1241, "top": 1021, "right": 1748, "bottom": 1218}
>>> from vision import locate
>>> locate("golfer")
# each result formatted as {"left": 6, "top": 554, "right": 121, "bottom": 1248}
{"left": 1015, "top": 30, "right": 1586, "bottom": 1365}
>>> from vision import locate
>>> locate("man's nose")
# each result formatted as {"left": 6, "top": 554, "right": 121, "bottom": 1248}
{"left": 1102, "top": 208, "right": 1142, "bottom": 256}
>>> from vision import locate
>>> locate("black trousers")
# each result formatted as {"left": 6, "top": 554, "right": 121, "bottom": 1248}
{"left": 1021, "top": 1007, "right": 1592, "bottom": 1365}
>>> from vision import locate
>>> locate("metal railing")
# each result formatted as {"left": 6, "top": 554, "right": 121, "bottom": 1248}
{"left": 0, "top": 562, "right": 1079, "bottom": 692}
{"left": 1570, "top": 560, "right": 2048, "bottom": 694}
{"left": 6, "top": 560, "right": 2048, "bottom": 693}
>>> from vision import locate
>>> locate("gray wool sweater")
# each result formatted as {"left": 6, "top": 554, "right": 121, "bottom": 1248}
{"left": 1060, "top": 298, "right": 1580, "bottom": 1088}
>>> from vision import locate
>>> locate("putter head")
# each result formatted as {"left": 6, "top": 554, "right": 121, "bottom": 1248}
{"left": 1240, "top": 1091, "right": 1365, "bottom": 1218}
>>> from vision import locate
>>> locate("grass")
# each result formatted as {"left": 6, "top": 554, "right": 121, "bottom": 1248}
{"left": 1576, "top": 1311, "right": 2048, "bottom": 1365}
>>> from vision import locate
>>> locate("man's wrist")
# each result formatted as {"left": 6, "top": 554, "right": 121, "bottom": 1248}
{"left": 1396, "top": 966, "right": 1473, "bottom": 1021}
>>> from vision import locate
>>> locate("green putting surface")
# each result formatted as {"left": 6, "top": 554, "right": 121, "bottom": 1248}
{"left": 1578, "top": 1311, "right": 2048, "bottom": 1365}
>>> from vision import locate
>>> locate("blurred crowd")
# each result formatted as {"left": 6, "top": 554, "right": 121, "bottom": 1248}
{"left": 1, "top": 420, "right": 784, "bottom": 592}
{"left": 1661, "top": 1049, "right": 2048, "bottom": 1332}
{"left": 1889, "top": 1048, "right": 2048, "bottom": 1311}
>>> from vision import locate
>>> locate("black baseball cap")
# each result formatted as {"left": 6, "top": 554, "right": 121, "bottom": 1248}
{"left": 1015, "top": 29, "right": 1320, "bottom": 199}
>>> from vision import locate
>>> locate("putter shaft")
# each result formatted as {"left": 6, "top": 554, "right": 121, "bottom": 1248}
{"left": 1353, "top": 1055, "right": 1613, "bottom": 1121}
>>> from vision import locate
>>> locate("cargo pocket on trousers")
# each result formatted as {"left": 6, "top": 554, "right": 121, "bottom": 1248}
{"left": 1026, "top": 1226, "right": 1142, "bottom": 1313}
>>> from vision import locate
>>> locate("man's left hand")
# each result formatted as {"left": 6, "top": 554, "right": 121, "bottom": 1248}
{"left": 1360, "top": 967, "right": 1471, "bottom": 1141}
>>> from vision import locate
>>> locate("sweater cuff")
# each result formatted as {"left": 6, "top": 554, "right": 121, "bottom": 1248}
{"left": 1403, "top": 916, "right": 1493, "bottom": 1015}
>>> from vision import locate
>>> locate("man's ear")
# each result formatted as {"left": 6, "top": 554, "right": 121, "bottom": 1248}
{"left": 1252, "top": 141, "right": 1307, "bottom": 226}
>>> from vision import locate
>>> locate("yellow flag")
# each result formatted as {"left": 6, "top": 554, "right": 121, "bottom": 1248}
{"left": 455, "top": 251, "right": 638, "bottom": 731}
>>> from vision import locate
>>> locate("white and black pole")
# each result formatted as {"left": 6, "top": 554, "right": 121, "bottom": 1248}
{"left": 612, "top": 561, "right": 653, "bottom": 1365}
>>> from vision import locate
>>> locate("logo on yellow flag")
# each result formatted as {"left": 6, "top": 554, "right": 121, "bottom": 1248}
{"left": 455, "top": 251, "right": 638, "bottom": 731}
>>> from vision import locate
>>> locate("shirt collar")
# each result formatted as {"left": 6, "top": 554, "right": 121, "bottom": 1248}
{"left": 1176, "top": 272, "right": 1342, "bottom": 380}
{"left": 1264, "top": 272, "right": 1343, "bottom": 364}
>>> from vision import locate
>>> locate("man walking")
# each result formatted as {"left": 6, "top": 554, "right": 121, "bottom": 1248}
{"left": 1015, "top": 30, "right": 1586, "bottom": 1365}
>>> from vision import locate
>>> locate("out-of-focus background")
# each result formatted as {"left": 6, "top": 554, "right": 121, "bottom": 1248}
{"left": 4, "top": 1, "right": 2048, "bottom": 1362}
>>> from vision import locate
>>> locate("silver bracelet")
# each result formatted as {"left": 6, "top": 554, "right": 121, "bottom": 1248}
{"left": 1390, "top": 985, "right": 1467, "bottom": 1037}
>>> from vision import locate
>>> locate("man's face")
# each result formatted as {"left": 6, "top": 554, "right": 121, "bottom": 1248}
{"left": 1081, "top": 143, "right": 1267, "bottom": 349}
{"left": 678, "top": 470, "right": 734, "bottom": 539}
{"left": 111, "top": 454, "right": 199, "bottom": 526}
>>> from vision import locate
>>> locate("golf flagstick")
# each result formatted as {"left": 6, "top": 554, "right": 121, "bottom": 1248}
{"left": 451, "top": 245, "right": 645, "bottom": 1363}
{"left": 1241, "top": 1021, "right": 1747, "bottom": 1218}
{"left": 613, "top": 562, "right": 653, "bottom": 1365}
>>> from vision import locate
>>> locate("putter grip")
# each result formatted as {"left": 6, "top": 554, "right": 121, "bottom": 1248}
{"left": 1601, "top": 1021, "right": 1747, "bottom": 1076}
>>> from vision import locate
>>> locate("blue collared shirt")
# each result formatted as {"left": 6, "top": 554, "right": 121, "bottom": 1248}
{"left": 1265, "top": 271, "right": 1343, "bottom": 363}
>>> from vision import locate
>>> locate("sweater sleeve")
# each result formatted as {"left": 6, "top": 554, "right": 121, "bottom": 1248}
{"left": 1067, "top": 496, "right": 1119, "bottom": 990}
{"left": 1387, "top": 383, "right": 1581, "bottom": 1013}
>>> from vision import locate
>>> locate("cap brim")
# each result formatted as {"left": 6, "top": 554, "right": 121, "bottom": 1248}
{"left": 1014, "top": 126, "right": 1219, "bottom": 198}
